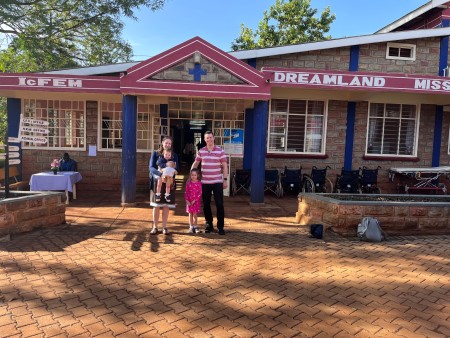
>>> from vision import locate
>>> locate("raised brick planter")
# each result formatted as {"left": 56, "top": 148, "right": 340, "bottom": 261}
{"left": 296, "top": 193, "right": 450, "bottom": 236}
{"left": 0, "top": 191, "right": 66, "bottom": 240}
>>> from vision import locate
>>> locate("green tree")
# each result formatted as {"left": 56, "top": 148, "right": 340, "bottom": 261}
{"left": 0, "top": 0, "right": 166, "bottom": 140}
{"left": 231, "top": 0, "right": 335, "bottom": 51}
{"left": 0, "top": 0, "right": 166, "bottom": 70}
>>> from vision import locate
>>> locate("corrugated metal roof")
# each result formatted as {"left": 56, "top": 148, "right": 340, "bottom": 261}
{"left": 43, "top": 61, "right": 140, "bottom": 76}
{"left": 42, "top": 26, "right": 450, "bottom": 75}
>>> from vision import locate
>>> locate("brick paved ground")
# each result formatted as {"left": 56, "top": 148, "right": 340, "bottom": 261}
{"left": 0, "top": 189, "right": 449, "bottom": 337}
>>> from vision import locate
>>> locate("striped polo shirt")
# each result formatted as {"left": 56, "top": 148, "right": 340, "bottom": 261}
{"left": 195, "top": 145, "right": 227, "bottom": 184}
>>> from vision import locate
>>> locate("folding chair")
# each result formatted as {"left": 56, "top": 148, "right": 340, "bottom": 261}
{"left": 302, "top": 166, "right": 333, "bottom": 193}
{"left": 264, "top": 169, "right": 283, "bottom": 197}
{"left": 231, "top": 169, "right": 251, "bottom": 196}
{"left": 335, "top": 168, "right": 361, "bottom": 194}
{"left": 360, "top": 166, "right": 382, "bottom": 194}
{"left": 282, "top": 166, "right": 302, "bottom": 195}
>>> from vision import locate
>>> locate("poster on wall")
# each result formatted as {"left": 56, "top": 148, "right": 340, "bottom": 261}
{"left": 223, "top": 128, "right": 244, "bottom": 157}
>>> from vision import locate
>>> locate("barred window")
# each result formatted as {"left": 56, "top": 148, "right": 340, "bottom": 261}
{"left": 22, "top": 99, "right": 85, "bottom": 149}
{"left": 366, "top": 103, "right": 418, "bottom": 156}
{"left": 268, "top": 99, "right": 326, "bottom": 153}
{"left": 100, "top": 102, "right": 159, "bottom": 152}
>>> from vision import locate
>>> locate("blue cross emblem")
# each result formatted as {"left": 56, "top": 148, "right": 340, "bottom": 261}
{"left": 188, "top": 64, "right": 207, "bottom": 82}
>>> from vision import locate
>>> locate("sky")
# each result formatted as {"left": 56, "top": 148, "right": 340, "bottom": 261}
{"left": 122, "top": 0, "right": 428, "bottom": 61}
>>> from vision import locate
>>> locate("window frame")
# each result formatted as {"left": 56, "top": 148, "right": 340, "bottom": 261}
{"left": 386, "top": 42, "right": 416, "bottom": 61}
{"left": 365, "top": 102, "right": 420, "bottom": 158}
{"left": 21, "top": 99, "right": 86, "bottom": 151}
{"left": 98, "top": 102, "right": 159, "bottom": 153}
{"left": 267, "top": 98, "right": 328, "bottom": 155}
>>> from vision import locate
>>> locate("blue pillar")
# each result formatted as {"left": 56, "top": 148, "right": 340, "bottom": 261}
{"left": 5, "top": 98, "right": 22, "bottom": 197}
{"left": 7, "top": 98, "right": 22, "bottom": 175}
{"left": 343, "top": 45, "right": 359, "bottom": 170}
{"left": 250, "top": 100, "right": 268, "bottom": 204}
{"left": 432, "top": 20, "right": 449, "bottom": 167}
{"left": 121, "top": 95, "right": 137, "bottom": 205}
{"left": 247, "top": 58, "right": 257, "bottom": 68}
{"left": 432, "top": 106, "right": 443, "bottom": 167}
{"left": 7, "top": 98, "right": 21, "bottom": 141}
{"left": 243, "top": 108, "right": 254, "bottom": 170}
{"left": 344, "top": 102, "right": 356, "bottom": 171}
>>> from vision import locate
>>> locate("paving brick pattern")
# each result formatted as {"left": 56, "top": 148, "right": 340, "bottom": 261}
{"left": 0, "top": 191, "right": 449, "bottom": 337}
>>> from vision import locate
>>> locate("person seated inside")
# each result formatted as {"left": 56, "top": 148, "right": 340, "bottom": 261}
{"left": 59, "top": 153, "right": 77, "bottom": 171}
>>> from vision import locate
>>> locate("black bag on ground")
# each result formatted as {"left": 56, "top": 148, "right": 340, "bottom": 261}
{"left": 357, "top": 217, "right": 385, "bottom": 242}
{"left": 310, "top": 224, "right": 323, "bottom": 239}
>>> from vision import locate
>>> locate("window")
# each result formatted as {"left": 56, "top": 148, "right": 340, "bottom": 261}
{"left": 268, "top": 99, "right": 326, "bottom": 154}
{"left": 22, "top": 99, "right": 85, "bottom": 149}
{"left": 366, "top": 103, "right": 418, "bottom": 156}
{"left": 386, "top": 43, "right": 416, "bottom": 61}
{"left": 100, "top": 102, "right": 159, "bottom": 152}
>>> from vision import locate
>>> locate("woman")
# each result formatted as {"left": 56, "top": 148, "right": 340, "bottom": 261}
{"left": 149, "top": 136, "right": 179, "bottom": 235}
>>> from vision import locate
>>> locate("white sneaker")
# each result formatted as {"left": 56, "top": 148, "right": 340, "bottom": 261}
{"left": 162, "top": 228, "right": 169, "bottom": 235}
{"left": 150, "top": 227, "right": 158, "bottom": 235}
{"left": 188, "top": 227, "right": 195, "bottom": 234}
{"left": 193, "top": 227, "right": 201, "bottom": 233}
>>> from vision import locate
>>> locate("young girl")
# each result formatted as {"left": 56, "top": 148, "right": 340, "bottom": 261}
{"left": 184, "top": 168, "right": 202, "bottom": 233}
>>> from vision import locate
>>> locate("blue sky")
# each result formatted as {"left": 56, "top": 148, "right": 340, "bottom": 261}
{"left": 123, "top": 0, "right": 427, "bottom": 60}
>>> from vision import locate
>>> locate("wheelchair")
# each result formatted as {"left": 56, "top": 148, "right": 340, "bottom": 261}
{"left": 264, "top": 169, "right": 283, "bottom": 197}
{"left": 335, "top": 168, "right": 361, "bottom": 194}
{"left": 231, "top": 169, "right": 251, "bottom": 196}
{"left": 302, "top": 166, "right": 333, "bottom": 193}
{"left": 281, "top": 166, "right": 302, "bottom": 195}
{"left": 360, "top": 166, "right": 382, "bottom": 194}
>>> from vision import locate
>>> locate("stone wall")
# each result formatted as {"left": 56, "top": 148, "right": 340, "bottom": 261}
{"left": 0, "top": 192, "right": 66, "bottom": 239}
{"left": 296, "top": 193, "right": 450, "bottom": 237}
{"left": 256, "top": 38, "right": 440, "bottom": 76}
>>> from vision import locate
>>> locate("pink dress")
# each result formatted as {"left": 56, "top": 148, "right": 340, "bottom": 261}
{"left": 184, "top": 180, "right": 202, "bottom": 214}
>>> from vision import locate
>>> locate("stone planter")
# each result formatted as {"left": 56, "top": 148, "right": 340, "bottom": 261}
{"left": 296, "top": 193, "right": 450, "bottom": 236}
{"left": 0, "top": 191, "right": 66, "bottom": 240}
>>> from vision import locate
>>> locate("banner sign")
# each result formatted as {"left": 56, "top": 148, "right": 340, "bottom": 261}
{"left": 265, "top": 68, "right": 450, "bottom": 94}
{"left": 0, "top": 73, "right": 121, "bottom": 94}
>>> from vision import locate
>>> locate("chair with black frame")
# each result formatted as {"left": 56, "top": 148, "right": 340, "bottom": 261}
{"left": 335, "top": 167, "right": 362, "bottom": 194}
{"left": 281, "top": 166, "right": 302, "bottom": 195}
{"left": 302, "top": 166, "right": 333, "bottom": 193}
{"left": 264, "top": 169, "right": 283, "bottom": 197}
{"left": 360, "top": 166, "right": 382, "bottom": 194}
{"left": 231, "top": 169, "right": 251, "bottom": 196}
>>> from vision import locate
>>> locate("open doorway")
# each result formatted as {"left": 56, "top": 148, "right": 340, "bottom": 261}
{"left": 169, "top": 119, "right": 212, "bottom": 174}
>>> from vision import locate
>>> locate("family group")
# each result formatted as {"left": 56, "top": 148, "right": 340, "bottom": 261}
{"left": 148, "top": 131, "right": 228, "bottom": 235}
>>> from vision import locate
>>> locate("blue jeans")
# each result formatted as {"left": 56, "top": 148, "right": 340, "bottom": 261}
{"left": 202, "top": 183, "right": 225, "bottom": 229}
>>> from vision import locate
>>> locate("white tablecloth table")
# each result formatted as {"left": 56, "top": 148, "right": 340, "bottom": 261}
{"left": 30, "top": 171, "right": 82, "bottom": 204}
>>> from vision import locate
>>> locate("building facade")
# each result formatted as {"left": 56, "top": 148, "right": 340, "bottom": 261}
{"left": 2, "top": 1, "right": 450, "bottom": 204}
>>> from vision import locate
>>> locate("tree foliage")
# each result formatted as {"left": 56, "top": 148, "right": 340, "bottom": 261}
{"left": 0, "top": 0, "right": 166, "bottom": 140}
{"left": 0, "top": 0, "right": 166, "bottom": 71}
{"left": 231, "top": 0, "right": 335, "bottom": 51}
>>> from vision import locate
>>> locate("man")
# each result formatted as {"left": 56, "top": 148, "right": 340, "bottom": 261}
{"left": 191, "top": 131, "right": 228, "bottom": 235}
{"left": 59, "top": 153, "right": 77, "bottom": 171}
